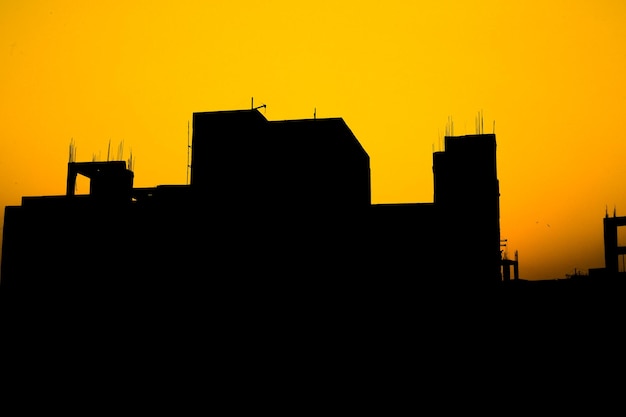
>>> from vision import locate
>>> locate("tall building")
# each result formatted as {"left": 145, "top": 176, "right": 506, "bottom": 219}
{"left": 190, "top": 109, "right": 371, "bottom": 208}
{"left": 1, "top": 108, "right": 504, "bottom": 304}
{"left": 367, "top": 133, "right": 501, "bottom": 284}
{"left": 433, "top": 134, "right": 501, "bottom": 282}
{"left": 588, "top": 210, "right": 626, "bottom": 279}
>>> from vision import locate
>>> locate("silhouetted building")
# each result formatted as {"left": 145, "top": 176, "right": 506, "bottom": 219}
{"left": 589, "top": 209, "right": 626, "bottom": 279}
{"left": 501, "top": 251, "right": 520, "bottom": 281}
{"left": 368, "top": 134, "right": 502, "bottom": 284}
{"left": 1, "top": 108, "right": 505, "bottom": 303}
{"left": 433, "top": 134, "right": 501, "bottom": 282}
{"left": 602, "top": 212, "right": 626, "bottom": 277}
{"left": 190, "top": 109, "right": 371, "bottom": 209}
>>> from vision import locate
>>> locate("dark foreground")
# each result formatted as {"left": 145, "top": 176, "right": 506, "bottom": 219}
{"left": 3, "top": 274, "right": 624, "bottom": 337}
{"left": 2, "top": 275, "right": 623, "bottom": 413}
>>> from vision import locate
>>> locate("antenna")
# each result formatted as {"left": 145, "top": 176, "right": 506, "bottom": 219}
{"left": 68, "top": 138, "right": 76, "bottom": 163}
{"left": 117, "top": 140, "right": 124, "bottom": 161}
{"left": 107, "top": 139, "right": 111, "bottom": 162}
{"left": 446, "top": 116, "right": 454, "bottom": 136}
{"left": 446, "top": 116, "right": 453, "bottom": 136}
{"left": 187, "top": 120, "right": 191, "bottom": 185}
{"left": 314, "top": 107, "right": 316, "bottom": 119}
{"left": 475, "top": 110, "right": 485, "bottom": 134}
{"left": 251, "top": 96, "right": 267, "bottom": 113}
{"left": 437, "top": 129, "right": 442, "bottom": 151}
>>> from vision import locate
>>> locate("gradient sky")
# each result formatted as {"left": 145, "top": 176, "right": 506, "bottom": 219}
{"left": 2, "top": 0, "right": 626, "bottom": 280}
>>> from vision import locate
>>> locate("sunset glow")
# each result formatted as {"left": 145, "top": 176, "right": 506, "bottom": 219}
{"left": 2, "top": 1, "right": 626, "bottom": 280}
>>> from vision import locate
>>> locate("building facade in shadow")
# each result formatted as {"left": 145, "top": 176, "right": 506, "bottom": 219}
{"left": 1, "top": 108, "right": 503, "bottom": 305}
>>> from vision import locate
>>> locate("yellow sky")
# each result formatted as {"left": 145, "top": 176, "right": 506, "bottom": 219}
{"left": 2, "top": 0, "right": 626, "bottom": 280}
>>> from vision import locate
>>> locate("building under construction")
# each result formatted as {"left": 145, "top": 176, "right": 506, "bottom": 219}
{"left": 0, "top": 108, "right": 506, "bottom": 304}
{"left": 587, "top": 209, "right": 626, "bottom": 279}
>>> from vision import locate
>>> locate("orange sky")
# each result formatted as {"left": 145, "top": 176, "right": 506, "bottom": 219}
{"left": 2, "top": 0, "right": 626, "bottom": 280}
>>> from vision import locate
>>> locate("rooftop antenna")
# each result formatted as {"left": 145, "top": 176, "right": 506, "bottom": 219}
{"left": 437, "top": 131, "right": 442, "bottom": 152}
{"left": 68, "top": 138, "right": 76, "bottom": 163}
{"left": 187, "top": 120, "right": 190, "bottom": 185}
{"left": 251, "top": 97, "right": 267, "bottom": 113}
{"left": 107, "top": 139, "right": 111, "bottom": 162}
{"left": 314, "top": 107, "right": 316, "bottom": 119}
{"left": 446, "top": 116, "right": 454, "bottom": 136}
{"left": 481, "top": 109, "right": 484, "bottom": 134}
{"left": 475, "top": 110, "right": 484, "bottom": 134}
{"left": 117, "top": 140, "right": 124, "bottom": 161}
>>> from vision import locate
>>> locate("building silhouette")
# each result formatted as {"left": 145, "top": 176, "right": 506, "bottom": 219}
{"left": 369, "top": 133, "right": 503, "bottom": 283}
{"left": 5, "top": 109, "right": 624, "bottom": 400}
{"left": 1, "top": 108, "right": 507, "bottom": 306}
{"left": 587, "top": 209, "right": 626, "bottom": 279}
